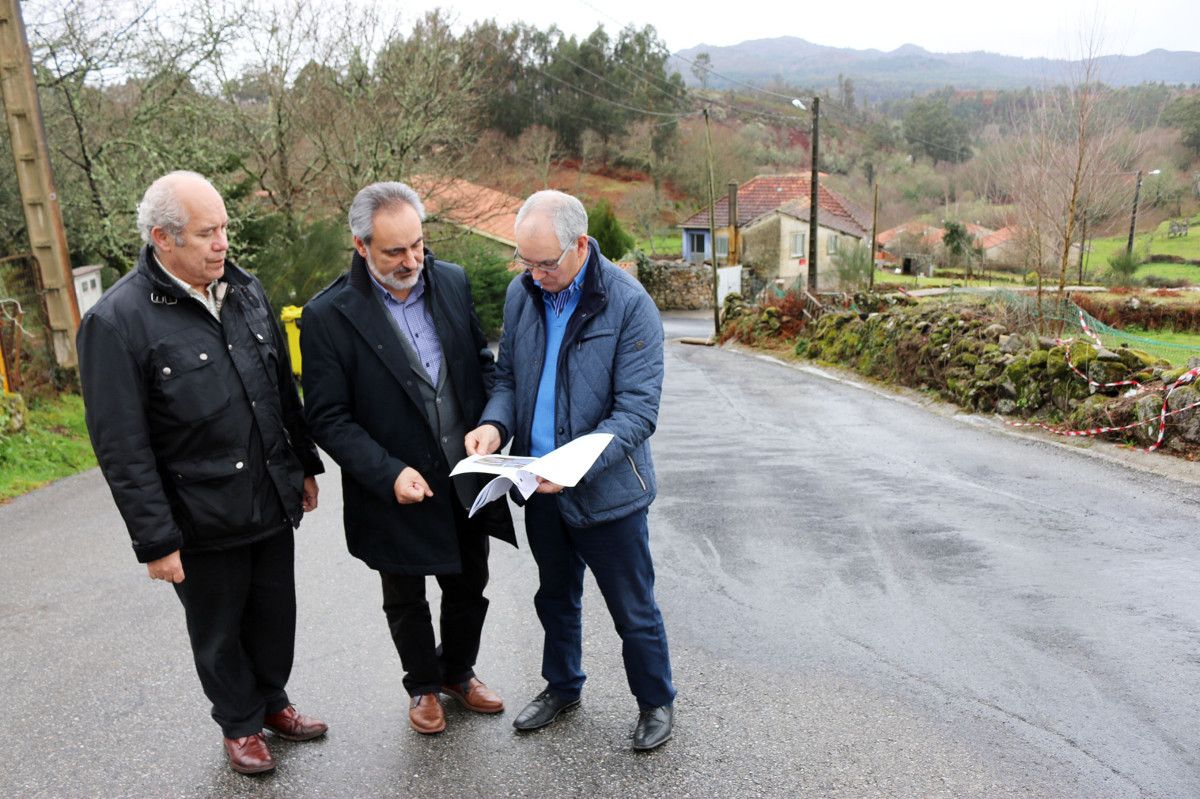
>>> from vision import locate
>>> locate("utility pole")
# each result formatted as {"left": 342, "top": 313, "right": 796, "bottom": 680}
{"left": 0, "top": 0, "right": 80, "bottom": 368}
{"left": 1125, "top": 170, "right": 1144, "bottom": 258}
{"left": 807, "top": 96, "right": 819, "bottom": 292}
{"left": 869, "top": 183, "right": 878, "bottom": 291}
{"left": 1078, "top": 213, "right": 1088, "bottom": 286}
{"left": 703, "top": 108, "right": 720, "bottom": 337}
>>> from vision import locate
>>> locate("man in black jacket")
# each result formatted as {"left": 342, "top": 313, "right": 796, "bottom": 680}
{"left": 301, "top": 181, "right": 515, "bottom": 736}
{"left": 78, "top": 171, "right": 327, "bottom": 775}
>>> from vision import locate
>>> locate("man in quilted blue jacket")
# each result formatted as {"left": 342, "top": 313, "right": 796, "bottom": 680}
{"left": 465, "top": 190, "right": 675, "bottom": 751}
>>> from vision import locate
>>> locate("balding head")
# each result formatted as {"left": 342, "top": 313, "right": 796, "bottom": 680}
{"left": 515, "top": 190, "right": 588, "bottom": 250}
{"left": 137, "top": 171, "right": 221, "bottom": 248}
{"left": 137, "top": 171, "right": 229, "bottom": 292}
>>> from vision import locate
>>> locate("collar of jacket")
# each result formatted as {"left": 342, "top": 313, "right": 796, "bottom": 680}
{"left": 347, "top": 247, "right": 439, "bottom": 299}
{"left": 136, "top": 243, "right": 251, "bottom": 302}
{"left": 520, "top": 236, "right": 608, "bottom": 322}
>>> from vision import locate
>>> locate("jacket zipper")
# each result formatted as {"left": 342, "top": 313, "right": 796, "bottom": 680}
{"left": 627, "top": 454, "right": 647, "bottom": 492}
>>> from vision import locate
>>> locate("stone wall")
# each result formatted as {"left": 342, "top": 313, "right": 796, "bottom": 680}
{"left": 788, "top": 301, "right": 1200, "bottom": 455}
{"left": 638, "top": 260, "right": 720, "bottom": 310}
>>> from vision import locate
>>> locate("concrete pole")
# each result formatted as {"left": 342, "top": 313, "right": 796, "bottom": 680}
{"left": 807, "top": 97, "right": 819, "bottom": 292}
{"left": 704, "top": 108, "right": 720, "bottom": 337}
{"left": 0, "top": 0, "right": 80, "bottom": 368}
{"left": 1125, "top": 170, "right": 1143, "bottom": 258}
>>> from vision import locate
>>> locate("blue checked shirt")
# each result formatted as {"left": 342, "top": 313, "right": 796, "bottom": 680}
{"left": 530, "top": 261, "right": 588, "bottom": 456}
{"left": 367, "top": 270, "right": 443, "bottom": 385}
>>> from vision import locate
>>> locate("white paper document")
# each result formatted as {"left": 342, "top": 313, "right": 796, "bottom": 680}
{"left": 450, "top": 433, "right": 614, "bottom": 517}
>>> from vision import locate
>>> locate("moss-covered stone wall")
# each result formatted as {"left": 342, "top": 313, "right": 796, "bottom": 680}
{"left": 788, "top": 302, "right": 1200, "bottom": 454}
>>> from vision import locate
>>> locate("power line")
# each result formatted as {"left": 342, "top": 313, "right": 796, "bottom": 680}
{"left": 575, "top": 0, "right": 806, "bottom": 103}
{"left": 476, "top": 33, "right": 692, "bottom": 120}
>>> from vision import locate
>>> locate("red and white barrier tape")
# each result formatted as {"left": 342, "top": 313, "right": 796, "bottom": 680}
{"left": 1009, "top": 309, "right": 1198, "bottom": 452}
{"left": 1008, "top": 367, "right": 1199, "bottom": 452}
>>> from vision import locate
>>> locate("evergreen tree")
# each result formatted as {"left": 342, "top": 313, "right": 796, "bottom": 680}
{"left": 587, "top": 200, "right": 635, "bottom": 260}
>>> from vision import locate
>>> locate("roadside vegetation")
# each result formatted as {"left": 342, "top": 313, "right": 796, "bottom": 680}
{"left": 0, "top": 394, "right": 95, "bottom": 503}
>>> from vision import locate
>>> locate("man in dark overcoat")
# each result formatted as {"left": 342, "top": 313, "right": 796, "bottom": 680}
{"left": 78, "top": 170, "right": 327, "bottom": 775}
{"left": 301, "top": 181, "right": 516, "bottom": 735}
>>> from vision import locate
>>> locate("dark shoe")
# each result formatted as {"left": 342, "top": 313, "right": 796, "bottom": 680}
{"left": 263, "top": 704, "right": 328, "bottom": 741}
{"left": 442, "top": 677, "right": 504, "bottom": 714}
{"left": 223, "top": 732, "right": 275, "bottom": 775}
{"left": 632, "top": 705, "right": 673, "bottom": 751}
{"left": 512, "top": 688, "right": 580, "bottom": 731}
{"left": 409, "top": 693, "right": 446, "bottom": 734}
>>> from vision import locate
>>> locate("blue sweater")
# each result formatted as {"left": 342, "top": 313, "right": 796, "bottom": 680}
{"left": 530, "top": 262, "right": 587, "bottom": 456}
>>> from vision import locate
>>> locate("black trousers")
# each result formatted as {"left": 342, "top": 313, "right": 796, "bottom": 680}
{"left": 173, "top": 529, "right": 295, "bottom": 738}
{"left": 380, "top": 505, "right": 491, "bottom": 696}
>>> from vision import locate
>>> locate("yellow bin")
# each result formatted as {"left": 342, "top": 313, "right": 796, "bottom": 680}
{"left": 280, "top": 305, "right": 304, "bottom": 377}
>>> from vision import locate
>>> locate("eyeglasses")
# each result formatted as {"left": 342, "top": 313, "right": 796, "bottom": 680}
{"left": 511, "top": 244, "right": 571, "bottom": 273}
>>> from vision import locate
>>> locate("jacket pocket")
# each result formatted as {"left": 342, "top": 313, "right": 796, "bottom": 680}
{"left": 152, "top": 343, "right": 230, "bottom": 421}
{"left": 166, "top": 449, "right": 260, "bottom": 538}
{"left": 575, "top": 328, "right": 616, "bottom": 351}
{"left": 246, "top": 319, "right": 280, "bottom": 381}
{"left": 627, "top": 454, "right": 648, "bottom": 492}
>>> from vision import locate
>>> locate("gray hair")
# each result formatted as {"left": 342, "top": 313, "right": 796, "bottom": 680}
{"left": 137, "top": 170, "right": 209, "bottom": 246}
{"left": 348, "top": 181, "right": 427, "bottom": 243}
{"left": 515, "top": 190, "right": 588, "bottom": 250}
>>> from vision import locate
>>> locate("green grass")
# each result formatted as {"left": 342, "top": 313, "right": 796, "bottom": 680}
{"left": 1087, "top": 214, "right": 1200, "bottom": 277}
{"left": 1134, "top": 262, "right": 1200, "bottom": 283}
{"left": 1120, "top": 327, "right": 1200, "bottom": 348}
{"left": 633, "top": 233, "right": 683, "bottom": 258}
{"left": 0, "top": 393, "right": 97, "bottom": 502}
{"left": 872, "top": 268, "right": 1023, "bottom": 290}
{"left": 1095, "top": 327, "right": 1200, "bottom": 367}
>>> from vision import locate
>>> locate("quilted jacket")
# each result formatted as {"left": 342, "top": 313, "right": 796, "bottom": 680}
{"left": 480, "top": 237, "right": 664, "bottom": 527}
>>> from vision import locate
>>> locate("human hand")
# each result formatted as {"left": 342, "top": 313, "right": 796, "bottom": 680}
{"left": 534, "top": 477, "right": 564, "bottom": 494}
{"left": 147, "top": 550, "right": 185, "bottom": 584}
{"left": 465, "top": 424, "right": 502, "bottom": 456}
{"left": 302, "top": 476, "right": 319, "bottom": 512}
{"left": 394, "top": 467, "right": 433, "bottom": 504}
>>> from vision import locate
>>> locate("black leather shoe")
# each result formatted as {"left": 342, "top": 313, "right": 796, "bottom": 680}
{"left": 632, "top": 705, "right": 673, "bottom": 751}
{"left": 512, "top": 688, "right": 580, "bottom": 731}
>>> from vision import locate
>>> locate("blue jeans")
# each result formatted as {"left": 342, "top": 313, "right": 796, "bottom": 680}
{"left": 524, "top": 495, "right": 676, "bottom": 709}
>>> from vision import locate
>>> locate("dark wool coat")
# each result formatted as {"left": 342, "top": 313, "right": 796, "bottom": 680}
{"left": 300, "top": 250, "right": 515, "bottom": 575}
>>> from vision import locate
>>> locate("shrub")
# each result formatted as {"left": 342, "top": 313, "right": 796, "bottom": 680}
{"left": 1106, "top": 250, "right": 1141, "bottom": 287}
{"left": 832, "top": 242, "right": 873, "bottom": 290}
{"left": 587, "top": 200, "right": 636, "bottom": 261}
{"left": 429, "top": 233, "right": 516, "bottom": 339}
{"left": 248, "top": 216, "right": 351, "bottom": 313}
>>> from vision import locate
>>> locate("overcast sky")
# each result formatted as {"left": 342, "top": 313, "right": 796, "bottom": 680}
{"left": 420, "top": 0, "right": 1198, "bottom": 60}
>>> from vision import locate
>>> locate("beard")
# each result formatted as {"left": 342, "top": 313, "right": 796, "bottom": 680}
{"left": 367, "top": 254, "right": 422, "bottom": 292}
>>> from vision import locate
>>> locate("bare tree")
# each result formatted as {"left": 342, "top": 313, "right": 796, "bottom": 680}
{"left": 304, "top": 9, "right": 485, "bottom": 208}
{"left": 28, "top": 0, "right": 242, "bottom": 270}
{"left": 514, "top": 125, "right": 559, "bottom": 189}
{"left": 991, "top": 22, "right": 1132, "bottom": 317}
{"left": 214, "top": 0, "right": 336, "bottom": 236}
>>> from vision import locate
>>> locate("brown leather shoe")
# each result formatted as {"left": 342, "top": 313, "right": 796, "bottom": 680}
{"left": 409, "top": 693, "right": 446, "bottom": 734}
{"left": 264, "top": 705, "right": 328, "bottom": 741}
{"left": 442, "top": 677, "right": 504, "bottom": 714}
{"left": 223, "top": 733, "right": 275, "bottom": 775}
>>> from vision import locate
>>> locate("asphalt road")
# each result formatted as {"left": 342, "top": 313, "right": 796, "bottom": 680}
{"left": 2, "top": 311, "right": 1199, "bottom": 798}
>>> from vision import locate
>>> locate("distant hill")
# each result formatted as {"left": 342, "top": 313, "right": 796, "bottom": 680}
{"left": 670, "top": 38, "right": 1200, "bottom": 99}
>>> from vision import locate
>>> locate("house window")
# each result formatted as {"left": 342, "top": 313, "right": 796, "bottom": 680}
{"left": 687, "top": 231, "right": 706, "bottom": 255}
{"left": 715, "top": 235, "right": 729, "bottom": 257}
{"left": 827, "top": 235, "right": 840, "bottom": 254}
{"left": 790, "top": 233, "right": 806, "bottom": 257}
